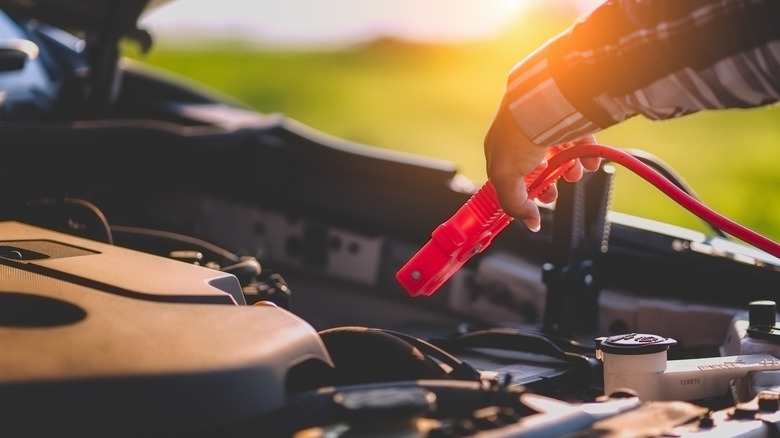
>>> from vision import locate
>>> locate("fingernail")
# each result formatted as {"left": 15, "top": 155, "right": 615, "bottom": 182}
{"left": 524, "top": 220, "right": 541, "bottom": 233}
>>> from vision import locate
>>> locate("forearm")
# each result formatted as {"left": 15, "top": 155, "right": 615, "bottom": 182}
{"left": 506, "top": 0, "right": 780, "bottom": 146}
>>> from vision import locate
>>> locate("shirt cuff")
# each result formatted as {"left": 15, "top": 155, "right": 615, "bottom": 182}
{"left": 505, "top": 46, "right": 600, "bottom": 146}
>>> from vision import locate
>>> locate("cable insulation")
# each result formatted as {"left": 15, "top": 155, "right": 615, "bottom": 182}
{"left": 529, "top": 143, "right": 780, "bottom": 259}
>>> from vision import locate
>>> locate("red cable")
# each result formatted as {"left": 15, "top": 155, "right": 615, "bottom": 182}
{"left": 532, "top": 143, "right": 780, "bottom": 259}
{"left": 396, "top": 143, "right": 780, "bottom": 297}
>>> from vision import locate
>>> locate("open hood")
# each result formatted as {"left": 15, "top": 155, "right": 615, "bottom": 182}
{"left": 0, "top": 0, "right": 175, "bottom": 117}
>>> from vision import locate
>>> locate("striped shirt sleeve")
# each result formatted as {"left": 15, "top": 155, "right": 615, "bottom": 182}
{"left": 505, "top": 0, "right": 780, "bottom": 146}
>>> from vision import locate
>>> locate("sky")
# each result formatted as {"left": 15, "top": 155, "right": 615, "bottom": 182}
{"left": 140, "top": 0, "right": 603, "bottom": 47}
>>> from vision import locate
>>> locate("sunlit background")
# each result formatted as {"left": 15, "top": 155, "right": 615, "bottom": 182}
{"left": 141, "top": 0, "right": 602, "bottom": 46}
{"left": 131, "top": 0, "right": 780, "bottom": 242}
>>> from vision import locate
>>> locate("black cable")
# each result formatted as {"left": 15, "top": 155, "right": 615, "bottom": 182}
{"left": 428, "top": 328, "right": 602, "bottom": 390}
{"left": 109, "top": 225, "right": 239, "bottom": 262}
{"left": 622, "top": 149, "right": 728, "bottom": 239}
{"left": 373, "top": 328, "right": 483, "bottom": 381}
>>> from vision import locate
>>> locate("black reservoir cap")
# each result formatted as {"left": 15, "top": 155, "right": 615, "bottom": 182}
{"left": 596, "top": 333, "right": 677, "bottom": 355}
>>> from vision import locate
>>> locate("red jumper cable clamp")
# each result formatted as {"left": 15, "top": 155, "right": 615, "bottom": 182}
{"left": 396, "top": 145, "right": 575, "bottom": 297}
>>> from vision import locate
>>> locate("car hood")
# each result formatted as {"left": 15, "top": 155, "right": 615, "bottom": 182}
{"left": 0, "top": 0, "right": 173, "bottom": 39}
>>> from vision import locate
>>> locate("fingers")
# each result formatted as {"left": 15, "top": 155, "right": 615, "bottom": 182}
{"left": 484, "top": 97, "right": 603, "bottom": 233}
{"left": 484, "top": 98, "right": 548, "bottom": 231}
{"left": 562, "top": 160, "right": 584, "bottom": 183}
{"left": 518, "top": 200, "right": 542, "bottom": 232}
{"left": 581, "top": 156, "right": 602, "bottom": 172}
{"left": 574, "top": 135, "right": 602, "bottom": 173}
{"left": 535, "top": 182, "right": 558, "bottom": 205}
{"left": 491, "top": 175, "right": 541, "bottom": 232}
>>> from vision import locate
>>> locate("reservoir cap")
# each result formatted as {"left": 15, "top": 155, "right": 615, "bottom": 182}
{"left": 596, "top": 333, "right": 677, "bottom": 355}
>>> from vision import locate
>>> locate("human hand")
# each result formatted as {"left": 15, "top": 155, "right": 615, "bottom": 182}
{"left": 484, "top": 96, "right": 601, "bottom": 231}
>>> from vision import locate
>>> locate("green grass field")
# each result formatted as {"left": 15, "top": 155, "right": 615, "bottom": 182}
{"left": 129, "top": 11, "right": 780, "bottom": 243}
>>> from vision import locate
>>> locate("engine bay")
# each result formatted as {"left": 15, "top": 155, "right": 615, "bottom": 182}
{"left": 3, "top": 1, "right": 780, "bottom": 436}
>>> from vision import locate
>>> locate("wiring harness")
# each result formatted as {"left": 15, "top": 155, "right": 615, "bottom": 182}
{"left": 396, "top": 143, "right": 780, "bottom": 297}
